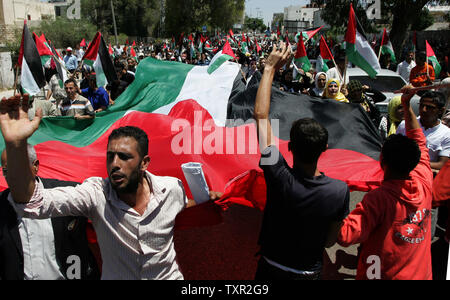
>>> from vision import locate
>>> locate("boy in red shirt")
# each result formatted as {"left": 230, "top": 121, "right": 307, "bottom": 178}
{"left": 338, "top": 86, "right": 434, "bottom": 280}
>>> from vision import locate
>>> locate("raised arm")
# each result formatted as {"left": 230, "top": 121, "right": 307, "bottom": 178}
{"left": 400, "top": 84, "right": 421, "bottom": 131}
{"left": 0, "top": 94, "right": 42, "bottom": 203}
{"left": 254, "top": 42, "right": 292, "bottom": 152}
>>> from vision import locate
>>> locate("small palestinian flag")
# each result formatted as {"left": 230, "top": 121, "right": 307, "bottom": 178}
{"left": 294, "top": 32, "right": 311, "bottom": 73}
{"left": 207, "top": 41, "right": 235, "bottom": 74}
{"left": 295, "top": 26, "right": 323, "bottom": 43}
{"left": 380, "top": 28, "right": 396, "bottom": 64}
{"left": 80, "top": 38, "right": 86, "bottom": 47}
{"left": 130, "top": 46, "right": 138, "bottom": 62}
{"left": 33, "top": 32, "right": 53, "bottom": 67}
{"left": 47, "top": 42, "right": 68, "bottom": 89}
{"left": 318, "top": 35, "right": 333, "bottom": 73}
{"left": 82, "top": 32, "right": 118, "bottom": 87}
{"left": 426, "top": 40, "right": 442, "bottom": 78}
{"left": 18, "top": 21, "right": 46, "bottom": 96}
{"left": 345, "top": 3, "right": 381, "bottom": 79}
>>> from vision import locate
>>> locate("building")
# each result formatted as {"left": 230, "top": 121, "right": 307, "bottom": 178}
{"left": 0, "top": 0, "right": 56, "bottom": 43}
{"left": 283, "top": 4, "right": 320, "bottom": 33}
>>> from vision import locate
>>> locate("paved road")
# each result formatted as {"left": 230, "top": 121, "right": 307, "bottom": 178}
{"left": 175, "top": 191, "right": 366, "bottom": 280}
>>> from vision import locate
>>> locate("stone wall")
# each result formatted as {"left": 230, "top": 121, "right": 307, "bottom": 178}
{"left": 0, "top": 51, "right": 14, "bottom": 89}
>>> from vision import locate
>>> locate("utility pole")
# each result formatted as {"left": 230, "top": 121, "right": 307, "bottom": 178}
{"left": 111, "top": 0, "right": 118, "bottom": 45}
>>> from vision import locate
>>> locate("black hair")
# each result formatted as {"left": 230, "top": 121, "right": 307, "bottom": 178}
{"left": 420, "top": 91, "right": 446, "bottom": 109}
{"left": 108, "top": 126, "right": 149, "bottom": 158}
{"left": 381, "top": 134, "right": 421, "bottom": 175}
{"left": 289, "top": 118, "right": 328, "bottom": 164}
{"left": 64, "top": 78, "right": 78, "bottom": 88}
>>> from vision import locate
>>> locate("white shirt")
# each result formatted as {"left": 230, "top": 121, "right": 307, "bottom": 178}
{"left": 13, "top": 171, "right": 188, "bottom": 280}
{"left": 7, "top": 196, "right": 65, "bottom": 280}
{"left": 397, "top": 60, "right": 416, "bottom": 83}
{"left": 396, "top": 117, "right": 450, "bottom": 162}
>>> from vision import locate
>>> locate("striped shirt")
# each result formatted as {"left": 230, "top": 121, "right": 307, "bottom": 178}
{"left": 59, "top": 94, "right": 95, "bottom": 117}
{"left": 11, "top": 171, "right": 188, "bottom": 280}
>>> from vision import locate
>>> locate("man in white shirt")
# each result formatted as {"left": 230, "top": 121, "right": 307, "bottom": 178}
{"left": 0, "top": 95, "right": 223, "bottom": 280}
{"left": 396, "top": 90, "right": 450, "bottom": 171}
{"left": 397, "top": 51, "right": 417, "bottom": 84}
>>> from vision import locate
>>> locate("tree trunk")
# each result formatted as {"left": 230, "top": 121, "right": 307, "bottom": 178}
{"left": 390, "top": 0, "right": 430, "bottom": 61}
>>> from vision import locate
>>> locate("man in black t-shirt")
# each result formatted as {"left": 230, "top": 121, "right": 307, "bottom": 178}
{"left": 253, "top": 42, "right": 350, "bottom": 280}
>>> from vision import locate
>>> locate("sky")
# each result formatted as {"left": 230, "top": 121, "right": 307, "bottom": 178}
{"left": 244, "top": 0, "right": 309, "bottom": 26}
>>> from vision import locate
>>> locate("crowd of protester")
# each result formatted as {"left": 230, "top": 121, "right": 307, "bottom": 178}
{"left": 1, "top": 29, "right": 449, "bottom": 281}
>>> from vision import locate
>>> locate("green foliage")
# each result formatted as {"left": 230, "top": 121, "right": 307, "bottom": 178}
{"left": 80, "top": 0, "right": 160, "bottom": 38}
{"left": 411, "top": 8, "right": 435, "bottom": 31}
{"left": 31, "top": 17, "right": 97, "bottom": 49}
{"left": 244, "top": 16, "right": 266, "bottom": 32}
{"left": 321, "top": 0, "right": 377, "bottom": 34}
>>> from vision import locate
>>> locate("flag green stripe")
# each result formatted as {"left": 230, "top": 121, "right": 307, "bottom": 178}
{"left": 1, "top": 58, "right": 194, "bottom": 149}
{"left": 346, "top": 44, "right": 378, "bottom": 79}
{"left": 381, "top": 45, "right": 396, "bottom": 64}
{"left": 207, "top": 54, "right": 233, "bottom": 74}
{"left": 295, "top": 56, "right": 311, "bottom": 73}
{"left": 428, "top": 56, "right": 442, "bottom": 77}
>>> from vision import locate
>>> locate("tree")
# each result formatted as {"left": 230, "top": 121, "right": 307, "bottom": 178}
{"left": 80, "top": 0, "right": 160, "bottom": 39}
{"left": 321, "top": 0, "right": 377, "bottom": 34}
{"left": 244, "top": 16, "right": 266, "bottom": 32}
{"left": 32, "top": 17, "right": 97, "bottom": 49}
{"left": 164, "top": 0, "right": 245, "bottom": 37}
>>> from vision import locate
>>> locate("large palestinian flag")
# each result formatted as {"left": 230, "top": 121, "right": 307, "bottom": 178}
{"left": 345, "top": 3, "right": 381, "bottom": 79}
{"left": 0, "top": 58, "right": 384, "bottom": 225}
{"left": 82, "top": 32, "right": 117, "bottom": 87}
{"left": 18, "top": 21, "right": 46, "bottom": 96}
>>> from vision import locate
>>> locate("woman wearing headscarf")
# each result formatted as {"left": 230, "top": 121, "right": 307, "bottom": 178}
{"left": 378, "top": 96, "right": 404, "bottom": 141}
{"left": 309, "top": 72, "right": 328, "bottom": 97}
{"left": 323, "top": 78, "right": 349, "bottom": 103}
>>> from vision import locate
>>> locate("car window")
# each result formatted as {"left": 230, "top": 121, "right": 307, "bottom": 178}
{"left": 349, "top": 76, "right": 406, "bottom": 93}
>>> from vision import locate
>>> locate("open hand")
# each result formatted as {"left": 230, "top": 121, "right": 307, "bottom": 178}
{"left": 265, "top": 42, "right": 293, "bottom": 72}
{"left": 0, "top": 94, "right": 42, "bottom": 147}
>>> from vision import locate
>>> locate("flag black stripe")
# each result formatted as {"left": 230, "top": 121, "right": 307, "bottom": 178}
{"left": 226, "top": 78, "right": 382, "bottom": 160}
{"left": 23, "top": 23, "right": 46, "bottom": 89}
{"left": 98, "top": 35, "right": 118, "bottom": 84}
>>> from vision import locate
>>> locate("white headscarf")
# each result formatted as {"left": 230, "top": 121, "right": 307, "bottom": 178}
{"left": 311, "top": 72, "right": 328, "bottom": 97}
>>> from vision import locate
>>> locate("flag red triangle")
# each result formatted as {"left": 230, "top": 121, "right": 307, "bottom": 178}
{"left": 295, "top": 32, "right": 307, "bottom": 59}
{"left": 83, "top": 32, "right": 102, "bottom": 61}
{"left": 222, "top": 41, "right": 235, "bottom": 59}
{"left": 33, "top": 32, "right": 53, "bottom": 57}
{"left": 320, "top": 35, "right": 334, "bottom": 60}
{"left": 345, "top": 3, "right": 357, "bottom": 45}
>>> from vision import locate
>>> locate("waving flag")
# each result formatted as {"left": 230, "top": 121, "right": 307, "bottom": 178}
{"left": 295, "top": 26, "right": 323, "bottom": 44}
{"left": 82, "top": 32, "right": 118, "bottom": 88}
{"left": 207, "top": 41, "right": 235, "bottom": 74}
{"left": 0, "top": 58, "right": 384, "bottom": 215}
{"left": 80, "top": 38, "right": 86, "bottom": 47}
{"left": 380, "top": 28, "right": 396, "bottom": 64}
{"left": 318, "top": 35, "right": 334, "bottom": 72}
{"left": 294, "top": 32, "right": 311, "bottom": 73}
{"left": 33, "top": 32, "right": 53, "bottom": 67}
{"left": 18, "top": 21, "right": 46, "bottom": 96}
{"left": 345, "top": 4, "right": 381, "bottom": 78}
{"left": 426, "top": 40, "right": 442, "bottom": 78}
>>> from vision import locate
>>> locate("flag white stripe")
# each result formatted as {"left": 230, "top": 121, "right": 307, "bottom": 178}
{"left": 153, "top": 63, "right": 240, "bottom": 126}
{"left": 21, "top": 58, "right": 41, "bottom": 96}
{"left": 355, "top": 32, "right": 381, "bottom": 73}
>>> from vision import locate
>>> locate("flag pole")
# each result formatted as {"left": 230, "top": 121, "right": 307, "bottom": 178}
{"left": 393, "top": 82, "right": 450, "bottom": 94}
{"left": 13, "top": 64, "right": 20, "bottom": 95}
